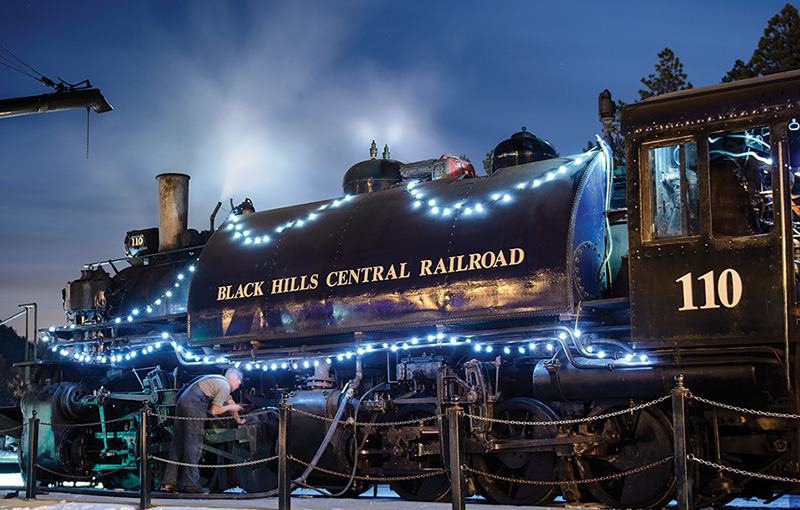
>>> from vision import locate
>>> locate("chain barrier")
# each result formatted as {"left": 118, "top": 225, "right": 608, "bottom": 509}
{"left": 291, "top": 406, "right": 444, "bottom": 427}
{"left": 288, "top": 455, "right": 446, "bottom": 482}
{"left": 691, "top": 394, "right": 800, "bottom": 420}
{"left": 37, "top": 412, "right": 140, "bottom": 428}
{"left": 0, "top": 423, "right": 25, "bottom": 435}
{"left": 462, "top": 456, "right": 674, "bottom": 486}
{"left": 150, "top": 453, "right": 277, "bottom": 469}
{"left": 465, "top": 394, "right": 670, "bottom": 427}
{"left": 688, "top": 454, "right": 800, "bottom": 484}
{"left": 147, "top": 407, "right": 275, "bottom": 422}
{"left": 36, "top": 460, "right": 139, "bottom": 481}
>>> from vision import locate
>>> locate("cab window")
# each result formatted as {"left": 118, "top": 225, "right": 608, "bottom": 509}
{"left": 648, "top": 142, "right": 699, "bottom": 239}
{"left": 709, "top": 127, "right": 772, "bottom": 237}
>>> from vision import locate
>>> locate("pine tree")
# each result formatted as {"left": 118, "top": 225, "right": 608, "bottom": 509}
{"left": 638, "top": 48, "right": 693, "bottom": 100}
{"left": 722, "top": 3, "right": 800, "bottom": 82}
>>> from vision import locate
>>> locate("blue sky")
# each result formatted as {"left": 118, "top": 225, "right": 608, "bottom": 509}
{"left": 0, "top": 1, "right": 793, "bottom": 330}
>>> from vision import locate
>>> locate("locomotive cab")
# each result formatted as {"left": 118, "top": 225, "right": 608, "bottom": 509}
{"left": 622, "top": 71, "right": 800, "bottom": 358}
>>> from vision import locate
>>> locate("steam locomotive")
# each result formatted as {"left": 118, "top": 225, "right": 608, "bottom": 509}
{"left": 16, "top": 69, "right": 800, "bottom": 508}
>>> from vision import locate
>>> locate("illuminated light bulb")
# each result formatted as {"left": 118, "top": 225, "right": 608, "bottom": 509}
{"left": 189, "top": 265, "right": 196, "bottom": 272}
{"left": 132, "top": 309, "right": 140, "bottom": 315}
{"left": 346, "top": 352, "right": 353, "bottom": 358}
{"left": 366, "top": 345, "right": 374, "bottom": 352}
{"left": 546, "top": 172, "right": 555, "bottom": 181}
{"left": 492, "top": 194, "right": 501, "bottom": 201}
{"left": 166, "top": 291, "right": 172, "bottom": 297}
{"left": 115, "top": 318, "right": 122, "bottom": 324}
{"left": 474, "top": 344, "right": 482, "bottom": 352}
{"left": 475, "top": 204, "right": 484, "bottom": 212}
{"left": 177, "top": 274, "right": 185, "bottom": 280}
{"left": 176, "top": 346, "right": 183, "bottom": 352}
{"left": 276, "top": 227, "right": 285, "bottom": 233}
{"left": 303, "top": 360, "right": 310, "bottom": 368}
{"left": 465, "top": 338, "right": 472, "bottom": 343}
{"left": 60, "top": 349, "right": 68, "bottom": 356}
{"left": 502, "top": 194, "right": 511, "bottom": 202}
{"left": 586, "top": 346, "right": 593, "bottom": 353}
{"left": 533, "top": 179, "right": 541, "bottom": 187}
{"left": 485, "top": 345, "right": 493, "bottom": 353}
{"left": 559, "top": 332, "right": 567, "bottom": 340}
{"left": 574, "top": 329, "right": 582, "bottom": 338}
{"left": 292, "top": 362, "right": 299, "bottom": 370}
{"left": 598, "top": 351, "right": 606, "bottom": 358}
{"left": 528, "top": 343, "right": 536, "bottom": 350}
{"left": 427, "top": 335, "right": 436, "bottom": 342}
{"left": 125, "top": 354, "right": 131, "bottom": 360}
{"left": 174, "top": 282, "right": 180, "bottom": 288}
{"left": 558, "top": 165, "right": 567, "bottom": 173}
{"left": 450, "top": 337, "right": 457, "bottom": 344}
{"left": 624, "top": 353, "right": 633, "bottom": 362}
{"left": 437, "top": 333, "right": 444, "bottom": 340}
{"left": 227, "top": 224, "right": 234, "bottom": 230}
{"left": 428, "top": 199, "right": 436, "bottom": 206}
{"left": 296, "top": 220, "right": 304, "bottom": 227}
{"left": 390, "top": 345, "right": 398, "bottom": 352}
{"left": 518, "top": 346, "right": 526, "bottom": 354}
{"left": 147, "top": 345, "right": 154, "bottom": 352}
{"left": 254, "top": 237, "right": 261, "bottom": 244}
{"left": 146, "top": 306, "right": 153, "bottom": 313}
{"left": 204, "top": 357, "right": 210, "bottom": 363}
{"left": 517, "top": 183, "right": 526, "bottom": 189}
{"left": 503, "top": 347, "right": 511, "bottom": 354}
{"left": 281, "top": 362, "right": 288, "bottom": 369}
{"left": 49, "top": 326, "right": 55, "bottom": 332}
{"left": 357, "top": 348, "right": 365, "bottom": 355}
{"left": 271, "top": 363, "right": 278, "bottom": 370}
{"left": 411, "top": 337, "right": 419, "bottom": 345}
{"left": 245, "top": 238, "right": 253, "bottom": 244}
{"left": 332, "top": 200, "right": 341, "bottom": 207}
{"left": 414, "top": 200, "right": 422, "bottom": 208}
{"left": 326, "top": 358, "right": 332, "bottom": 364}
{"left": 432, "top": 207, "right": 440, "bottom": 214}
{"left": 382, "top": 343, "right": 389, "bottom": 348}
{"left": 261, "top": 364, "right": 267, "bottom": 371}
{"left": 155, "top": 342, "right": 162, "bottom": 348}
{"left": 263, "top": 236, "right": 270, "bottom": 243}
{"left": 464, "top": 208, "right": 472, "bottom": 215}
{"left": 401, "top": 343, "right": 409, "bottom": 350}
{"left": 546, "top": 343, "right": 554, "bottom": 351}
{"left": 235, "top": 224, "right": 242, "bottom": 231}
{"left": 51, "top": 346, "right": 58, "bottom": 352}
{"left": 344, "top": 194, "right": 353, "bottom": 201}
{"left": 313, "top": 360, "right": 320, "bottom": 367}
{"left": 155, "top": 299, "right": 162, "bottom": 305}
{"left": 130, "top": 351, "right": 137, "bottom": 358}
{"left": 575, "top": 158, "right": 583, "bottom": 164}
{"left": 455, "top": 202, "right": 463, "bottom": 209}
{"left": 337, "top": 354, "right": 344, "bottom": 361}
{"left": 127, "top": 316, "right": 133, "bottom": 322}
{"left": 443, "top": 208, "right": 452, "bottom": 216}
{"left": 640, "top": 355, "right": 649, "bottom": 363}
{"left": 100, "top": 356, "right": 107, "bottom": 363}
{"left": 234, "top": 232, "right": 243, "bottom": 238}
{"left": 308, "top": 213, "right": 317, "bottom": 220}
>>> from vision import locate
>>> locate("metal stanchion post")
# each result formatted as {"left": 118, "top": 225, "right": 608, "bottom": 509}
{"left": 26, "top": 411, "right": 39, "bottom": 500}
{"left": 448, "top": 399, "right": 465, "bottom": 510}
{"left": 279, "top": 393, "right": 291, "bottom": 510}
{"left": 672, "top": 374, "right": 692, "bottom": 510}
{"left": 139, "top": 405, "right": 151, "bottom": 509}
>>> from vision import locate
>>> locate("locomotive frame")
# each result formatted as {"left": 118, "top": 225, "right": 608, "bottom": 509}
{"left": 10, "top": 69, "right": 800, "bottom": 509}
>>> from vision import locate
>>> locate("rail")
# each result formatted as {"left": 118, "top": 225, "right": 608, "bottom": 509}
{"left": 18, "top": 376, "right": 800, "bottom": 510}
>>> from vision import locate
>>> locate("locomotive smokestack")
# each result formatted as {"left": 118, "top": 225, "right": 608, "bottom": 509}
{"left": 156, "top": 173, "right": 190, "bottom": 252}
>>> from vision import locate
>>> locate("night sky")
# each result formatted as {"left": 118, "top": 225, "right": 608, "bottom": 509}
{"left": 0, "top": 1, "right": 792, "bottom": 330}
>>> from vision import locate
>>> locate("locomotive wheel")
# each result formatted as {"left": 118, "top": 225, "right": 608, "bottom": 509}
{"left": 388, "top": 404, "right": 451, "bottom": 502}
{"left": 470, "top": 398, "right": 559, "bottom": 506}
{"left": 575, "top": 403, "right": 675, "bottom": 509}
